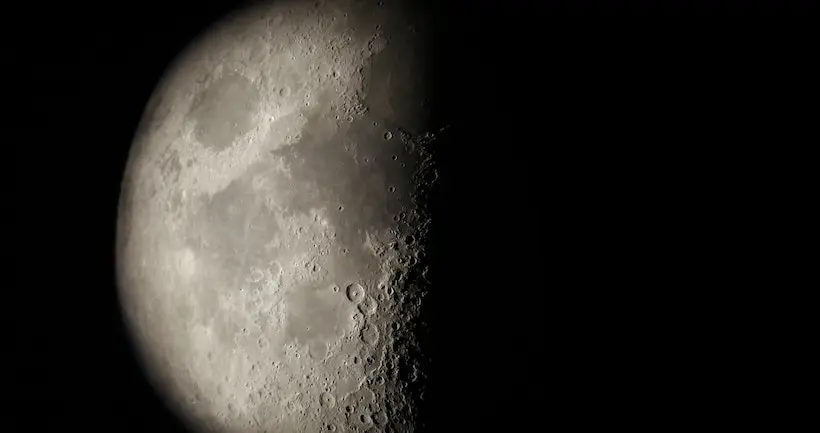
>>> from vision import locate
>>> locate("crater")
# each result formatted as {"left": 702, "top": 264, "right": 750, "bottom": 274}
{"left": 360, "top": 322, "right": 379, "bottom": 345}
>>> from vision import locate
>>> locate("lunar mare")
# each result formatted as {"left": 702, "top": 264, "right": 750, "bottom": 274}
{"left": 116, "top": 1, "right": 438, "bottom": 433}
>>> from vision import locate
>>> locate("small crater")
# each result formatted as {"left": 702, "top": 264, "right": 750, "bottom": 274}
{"left": 373, "top": 411, "right": 388, "bottom": 425}
{"left": 346, "top": 283, "right": 365, "bottom": 303}
{"left": 360, "top": 413, "right": 372, "bottom": 424}
{"left": 367, "top": 33, "right": 387, "bottom": 53}
{"left": 247, "top": 268, "right": 264, "bottom": 282}
{"left": 257, "top": 336, "right": 269, "bottom": 350}
{"left": 319, "top": 392, "right": 336, "bottom": 408}
{"left": 361, "top": 323, "right": 379, "bottom": 345}
{"left": 383, "top": 131, "right": 393, "bottom": 140}
{"left": 268, "top": 261, "right": 282, "bottom": 276}
{"left": 357, "top": 296, "right": 378, "bottom": 316}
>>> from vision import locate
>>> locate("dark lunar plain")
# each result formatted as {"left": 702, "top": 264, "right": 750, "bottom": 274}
{"left": 9, "top": 0, "right": 813, "bottom": 432}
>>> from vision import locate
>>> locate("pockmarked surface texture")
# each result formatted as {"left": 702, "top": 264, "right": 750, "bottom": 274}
{"left": 116, "top": 1, "right": 441, "bottom": 432}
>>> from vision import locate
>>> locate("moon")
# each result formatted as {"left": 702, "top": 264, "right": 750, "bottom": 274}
{"left": 115, "top": 1, "right": 441, "bottom": 432}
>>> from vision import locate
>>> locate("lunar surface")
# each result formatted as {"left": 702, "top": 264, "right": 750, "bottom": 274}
{"left": 115, "top": 1, "right": 441, "bottom": 432}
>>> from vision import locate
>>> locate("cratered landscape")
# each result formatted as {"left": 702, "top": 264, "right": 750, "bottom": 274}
{"left": 115, "top": 1, "right": 442, "bottom": 432}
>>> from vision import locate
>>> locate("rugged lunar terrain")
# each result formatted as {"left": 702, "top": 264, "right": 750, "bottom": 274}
{"left": 116, "top": 1, "right": 439, "bottom": 432}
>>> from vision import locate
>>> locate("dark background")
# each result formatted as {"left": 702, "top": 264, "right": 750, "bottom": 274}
{"left": 10, "top": 0, "right": 812, "bottom": 431}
